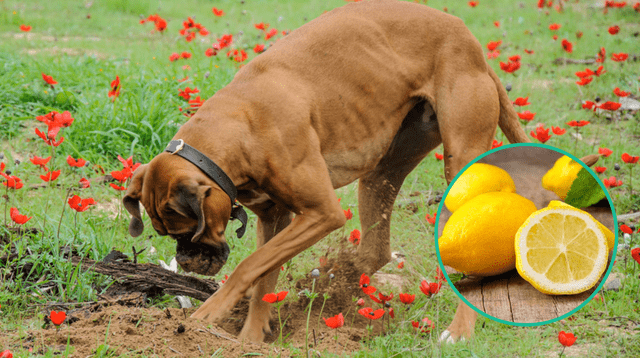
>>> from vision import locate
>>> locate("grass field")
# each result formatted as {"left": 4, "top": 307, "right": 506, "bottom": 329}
{"left": 1, "top": 0, "right": 639, "bottom": 357}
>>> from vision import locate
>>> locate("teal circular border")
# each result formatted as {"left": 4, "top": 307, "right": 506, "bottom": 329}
{"left": 434, "top": 142, "right": 618, "bottom": 327}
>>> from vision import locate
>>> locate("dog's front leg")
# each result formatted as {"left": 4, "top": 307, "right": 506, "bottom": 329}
{"left": 238, "top": 205, "right": 292, "bottom": 342}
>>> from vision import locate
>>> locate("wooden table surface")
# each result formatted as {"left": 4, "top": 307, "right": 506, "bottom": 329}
{"left": 437, "top": 146, "right": 614, "bottom": 323}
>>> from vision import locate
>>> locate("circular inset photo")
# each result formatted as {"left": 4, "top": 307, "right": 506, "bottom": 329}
{"left": 435, "top": 144, "right": 617, "bottom": 325}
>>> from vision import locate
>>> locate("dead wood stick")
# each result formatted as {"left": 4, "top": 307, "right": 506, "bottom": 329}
{"left": 70, "top": 256, "right": 218, "bottom": 302}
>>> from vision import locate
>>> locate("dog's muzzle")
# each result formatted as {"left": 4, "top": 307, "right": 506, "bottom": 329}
{"left": 175, "top": 239, "right": 230, "bottom": 276}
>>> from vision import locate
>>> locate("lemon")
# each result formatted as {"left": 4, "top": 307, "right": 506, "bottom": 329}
{"left": 444, "top": 163, "right": 516, "bottom": 212}
{"left": 541, "top": 156, "right": 582, "bottom": 200}
{"left": 515, "top": 207, "right": 607, "bottom": 295}
{"left": 439, "top": 192, "right": 537, "bottom": 276}
{"left": 547, "top": 200, "right": 615, "bottom": 253}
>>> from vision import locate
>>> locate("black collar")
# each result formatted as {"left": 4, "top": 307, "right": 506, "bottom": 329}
{"left": 165, "top": 139, "right": 248, "bottom": 238}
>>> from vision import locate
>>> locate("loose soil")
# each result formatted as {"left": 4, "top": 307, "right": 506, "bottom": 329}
{"left": 2, "top": 249, "right": 408, "bottom": 357}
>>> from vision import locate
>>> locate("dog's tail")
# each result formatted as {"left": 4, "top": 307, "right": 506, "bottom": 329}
{"left": 488, "top": 65, "right": 531, "bottom": 144}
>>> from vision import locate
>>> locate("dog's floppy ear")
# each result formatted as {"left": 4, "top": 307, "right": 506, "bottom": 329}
{"left": 173, "top": 183, "right": 211, "bottom": 243}
{"left": 123, "top": 164, "right": 148, "bottom": 237}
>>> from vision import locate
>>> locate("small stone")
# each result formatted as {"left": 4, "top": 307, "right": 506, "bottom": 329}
{"left": 603, "top": 273, "right": 623, "bottom": 291}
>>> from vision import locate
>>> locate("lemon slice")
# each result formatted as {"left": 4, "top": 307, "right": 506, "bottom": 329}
{"left": 547, "top": 200, "right": 615, "bottom": 253}
{"left": 515, "top": 207, "right": 607, "bottom": 295}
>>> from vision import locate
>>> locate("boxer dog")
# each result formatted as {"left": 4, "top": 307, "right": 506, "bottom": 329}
{"left": 124, "top": 0, "right": 530, "bottom": 343}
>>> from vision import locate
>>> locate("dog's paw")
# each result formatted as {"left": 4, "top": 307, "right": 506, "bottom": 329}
{"left": 439, "top": 329, "right": 468, "bottom": 344}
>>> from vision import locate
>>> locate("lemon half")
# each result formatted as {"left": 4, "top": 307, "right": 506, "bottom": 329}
{"left": 515, "top": 207, "right": 608, "bottom": 295}
{"left": 547, "top": 200, "right": 615, "bottom": 253}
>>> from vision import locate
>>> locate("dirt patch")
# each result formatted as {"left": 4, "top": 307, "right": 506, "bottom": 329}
{"left": 3, "top": 248, "right": 412, "bottom": 357}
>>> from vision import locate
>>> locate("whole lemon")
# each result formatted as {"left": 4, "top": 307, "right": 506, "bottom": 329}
{"left": 547, "top": 200, "right": 615, "bottom": 253}
{"left": 541, "top": 155, "right": 582, "bottom": 200}
{"left": 444, "top": 163, "right": 517, "bottom": 213}
{"left": 439, "top": 192, "right": 537, "bottom": 276}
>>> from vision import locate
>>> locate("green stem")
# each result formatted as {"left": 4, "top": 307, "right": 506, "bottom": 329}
{"left": 277, "top": 304, "right": 283, "bottom": 346}
{"left": 305, "top": 279, "right": 316, "bottom": 358}
{"left": 57, "top": 187, "right": 74, "bottom": 240}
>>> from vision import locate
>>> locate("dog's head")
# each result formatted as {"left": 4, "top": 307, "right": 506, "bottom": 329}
{"left": 123, "top": 153, "right": 232, "bottom": 276}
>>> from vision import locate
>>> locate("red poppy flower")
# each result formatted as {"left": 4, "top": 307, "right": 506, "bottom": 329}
{"left": 487, "top": 50, "right": 500, "bottom": 59}
{"left": 397, "top": 261, "right": 404, "bottom": 269}
{"left": 435, "top": 267, "right": 445, "bottom": 282}
{"left": 141, "top": 14, "right": 167, "bottom": 33}
{"left": 0, "top": 350, "right": 12, "bottom": 358}
{"left": 30, "top": 156, "right": 51, "bottom": 170}
{"left": 344, "top": 208, "right": 353, "bottom": 220}
{"left": 611, "top": 53, "right": 628, "bottom": 62}
{"left": 613, "top": 87, "right": 630, "bottom": 97}
{"left": 1, "top": 175, "right": 23, "bottom": 189}
{"left": 494, "top": 21, "right": 500, "bottom": 27}
{"left": 524, "top": 49, "right": 534, "bottom": 54}
{"left": 425, "top": 213, "right": 436, "bottom": 225}
{"left": 598, "top": 147, "right": 613, "bottom": 157}
{"left": 420, "top": 280, "right": 442, "bottom": 296}
{"left": 178, "top": 87, "right": 199, "bottom": 100}
{"left": 323, "top": 313, "right": 344, "bottom": 329}
{"left": 254, "top": 44, "right": 265, "bottom": 53}
{"left": 188, "top": 96, "right": 204, "bottom": 110}
{"left": 110, "top": 183, "right": 127, "bottom": 191}
{"left": 551, "top": 126, "right": 566, "bottom": 135}
{"left": 399, "top": 293, "right": 415, "bottom": 304}
{"left": 575, "top": 69, "right": 594, "bottom": 78}
{"left": 552, "top": 34, "right": 558, "bottom": 41}
{"left": 348, "top": 229, "right": 361, "bottom": 245}
{"left": 79, "top": 177, "right": 91, "bottom": 188}
{"left": 558, "top": 331, "right": 576, "bottom": 347}
{"left": 594, "top": 166, "right": 607, "bottom": 174}
{"left": 530, "top": 125, "right": 552, "bottom": 143}
{"left": 411, "top": 317, "right": 434, "bottom": 333}
{"left": 508, "top": 54, "right": 521, "bottom": 62}
{"left": 434, "top": 152, "right": 444, "bottom": 160}
{"left": 576, "top": 77, "right": 593, "bottom": 86}
{"left": 68, "top": 195, "right": 96, "bottom": 212}
{"left": 596, "top": 47, "right": 606, "bottom": 63}
{"left": 561, "top": 39, "right": 573, "bottom": 53}
{"left": 169, "top": 53, "right": 180, "bottom": 62}
{"left": 212, "top": 7, "right": 224, "bottom": 16}
{"left": 20, "top": 24, "right": 31, "bottom": 32}
{"left": 117, "top": 155, "right": 141, "bottom": 172}
{"left": 598, "top": 101, "right": 622, "bottom": 111}
{"left": 359, "top": 273, "right": 376, "bottom": 295}
{"left": 215, "top": 34, "right": 233, "bottom": 50}
{"left": 40, "top": 170, "right": 61, "bottom": 182}
{"left": 549, "top": 23, "right": 561, "bottom": 31}
{"left": 10, "top": 207, "right": 32, "bottom": 225}
{"left": 42, "top": 73, "right": 57, "bottom": 85}
{"left": 486, "top": 40, "right": 502, "bottom": 51}
{"left": 108, "top": 75, "right": 120, "bottom": 98}
{"left": 582, "top": 101, "right": 596, "bottom": 110}
{"left": 356, "top": 298, "right": 365, "bottom": 306}
{"left": 620, "top": 224, "right": 633, "bottom": 235}
{"left": 593, "top": 65, "right": 606, "bottom": 76}
{"left": 180, "top": 52, "right": 192, "bottom": 59}
{"left": 491, "top": 139, "right": 503, "bottom": 149}
{"left": 513, "top": 97, "right": 530, "bottom": 106}
{"left": 608, "top": 25, "right": 620, "bottom": 35}
{"left": 255, "top": 22, "right": 269, "bottom": 31}
{"left": 265, "top": 28, "right": 278, "bottom": 40}
{"left": 622, "top": 153, "right": 639, "bottom": 164}
{"left": 358, "top": 307, "right": 385, "bottom": 320}
{"left": 262, "top": 291, "right": 288, "bottom": 303}
{"left": 66, "top": 155, "right": 86, "bottom": 168}
{"left": 111, "top": 168, "right": 132, "bottom": 183}
{"left": 567, "top": 120, "right": 590, "bottom": 127}
{"left": 517, "top": 110, "right": 536, "bottom": 121}
{"left": 631, "top": 248, "right": 640, "bottom": 265}
{"left": 205, "top": 48, "right": 217, "bottom": 57}
{"left": 499, "top": 60, "right": 521, "bottom": 73}
{"left": 50, "top": 311, "right": 66, "bottom": 326}
{"left": 603, "top": 176, "right": 623, "bottom": 188}
{"left": 576, "top": 31, "right": 584, "bottom": 38}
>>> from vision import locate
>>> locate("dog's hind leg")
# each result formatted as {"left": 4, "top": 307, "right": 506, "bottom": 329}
{"left": 355, "top": 102, "right": 442, "bottom": 275}
{"left": 436, "top": 72, "right": 501, "bottom": 342}
{"left": 238, "top": 204, "right": 292, "bottom": 342}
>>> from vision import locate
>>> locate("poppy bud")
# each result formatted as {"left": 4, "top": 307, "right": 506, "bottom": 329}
{"left": 329, "top": 273, "right": 335, "bottom": 280}
{"left": 14, "top": 159, "right": 20, "bottom": 165}
{"left": 595, "top": 96, "right": 601, "bottom": 103}
{"left": 614, "top": 163, "right": 621, "bottom": 171}
{"left": 506, "top": 83, "right": 512, "bottom": 92}
{"left": 0, "top": 153, "right": 4, "bottom": 159}
{"left": 311, "top": 268, "right": 320, "bottom": 278}
{"left": 385, "top": 302, "right": 391, "bottom": 308}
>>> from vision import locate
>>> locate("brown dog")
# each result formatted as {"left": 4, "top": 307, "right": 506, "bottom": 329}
{"left": 124, "top": 0, "right": 529, "bottom": 343}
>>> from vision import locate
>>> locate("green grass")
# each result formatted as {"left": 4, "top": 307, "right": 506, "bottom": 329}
{"left": 1, "top": 0, "right": 640, "bottom": 356}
